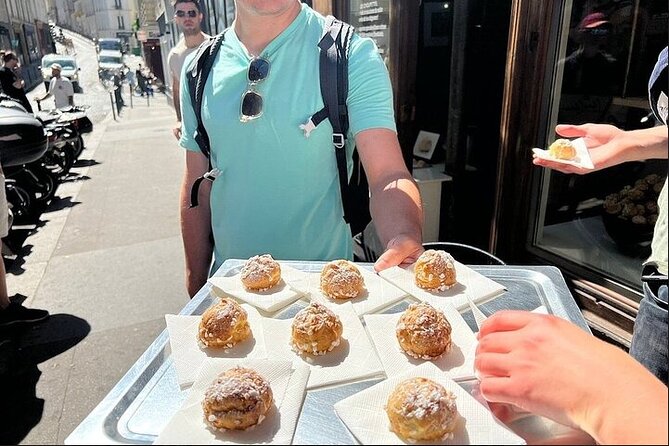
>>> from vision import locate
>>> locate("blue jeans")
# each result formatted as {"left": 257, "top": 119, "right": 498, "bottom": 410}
{"left": 629, "top": 283, "right": 668, "bottom": 385}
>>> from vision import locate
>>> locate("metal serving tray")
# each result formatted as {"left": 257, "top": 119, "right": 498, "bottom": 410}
{"left": 66, "top": 261, "right": 591, "bottom": 445}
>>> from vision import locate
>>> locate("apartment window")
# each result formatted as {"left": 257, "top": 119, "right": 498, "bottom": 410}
{"left": 115, "top": 0, "right": 122, "bottom": 9}
{"left": 118, "top": 16, "right": 125, "bottom": 30}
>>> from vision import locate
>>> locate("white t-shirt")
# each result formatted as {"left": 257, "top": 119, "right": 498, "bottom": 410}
{"left": 167, "top": 37, "right": 207, "bottom": 83}
{"left": 48, "top": 76, "right": 74, "bottom": 109}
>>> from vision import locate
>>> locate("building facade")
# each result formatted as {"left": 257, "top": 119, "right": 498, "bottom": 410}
{"left": 0, "top": 0, "right": 53, "bottom": 90}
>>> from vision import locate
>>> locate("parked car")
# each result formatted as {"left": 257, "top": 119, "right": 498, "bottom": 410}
{"left": 41, "top": 54, "right": 81, "bottom": 92}
{"left": 96, "top": 37, "right": 124, "bottom": 54}
{"left": 97, "top": 50, "right": 124, "bottom": 80}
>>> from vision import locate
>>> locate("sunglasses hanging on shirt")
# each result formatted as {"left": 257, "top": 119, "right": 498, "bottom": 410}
{"left": 240, "top": 57, "right": 270, "bottom": 122}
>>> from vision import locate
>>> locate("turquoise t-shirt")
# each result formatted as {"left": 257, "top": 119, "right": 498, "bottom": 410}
{"left": 180, "top": 4, "right": 396, "bottom": 273}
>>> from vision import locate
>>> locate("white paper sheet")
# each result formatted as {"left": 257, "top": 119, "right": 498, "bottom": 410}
{"left": 165, "top": 304, "right": 268, "bottom": 389}
{"left": 155, "top": 358, "right": 310, "bottom": 445}
{"left": 262, "top": 302, "right": 384, "bottom": 389}
{"left": 364, "top": 303, "right": 477, "bottom": 381}
{"left": 334, "top": 362, "right": 525, "bottom": 445}
{"left": 306, "top": 267, "right": 408, "bottom": 316}
{"left": 532, "top": 138, "right": 594, "bottom": 170}
{"left": 378, "top": 261, "right": 507, "bottom": 311}
{"left": 208, "top": 264, "right": 311, "bottom": 313}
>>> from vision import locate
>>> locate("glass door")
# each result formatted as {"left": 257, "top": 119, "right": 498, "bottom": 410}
{"left": 532, "top": 0, "right": 667, "bottom": 292}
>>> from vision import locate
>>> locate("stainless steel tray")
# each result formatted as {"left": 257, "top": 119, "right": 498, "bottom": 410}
{"left": 66, "top": 261, "right": 591, "bottom": 445}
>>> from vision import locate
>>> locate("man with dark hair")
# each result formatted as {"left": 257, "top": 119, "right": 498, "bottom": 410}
{"left": 168, "top": 0, "right": 209, "bottom": 140}
{"left": 0, "top": 51, "right": 33, "bottom": 113}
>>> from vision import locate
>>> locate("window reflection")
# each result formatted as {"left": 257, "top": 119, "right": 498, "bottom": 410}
{"left": 536, "top": 0, "right": 667, "bottom": 289}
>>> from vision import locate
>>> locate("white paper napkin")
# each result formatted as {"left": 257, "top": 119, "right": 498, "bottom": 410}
{"left": 306, "top": 267, "right": 408, "bottom": 316}
{"left": 531, "top": 138, "right": 594, "bottom": 170}
{"left": 155, "top": 358, "right": 310, "bottom": 445}
{"left": 165, "top": 305, "right": 268, "bottom": 389}
{"left": 262, "top": 302, "right": 385, "bottom": 389}
{"left": 364, "top": 303, "right": 477, "bottom": 381}
{"left": 208, "top": 264, "right": 310, "bottom": 313}
{"left": 378, "top": 262, "right": 507, "bottom": 311}
{"left": 334, "top": 362, "right": 525, "bottom": 445}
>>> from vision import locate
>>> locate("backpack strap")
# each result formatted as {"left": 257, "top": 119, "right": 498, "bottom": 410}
{"left": 312, "top": 16, "right": 355, "bottom": 225}
{"left": 187, "top": 31, "right": 226, "bottom": 208}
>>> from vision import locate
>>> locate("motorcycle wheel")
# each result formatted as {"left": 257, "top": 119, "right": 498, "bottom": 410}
{"left": 6, "top": 184, "right": 32, "bottom": 221}
{"left": 44, "top": 145, "right": 75, "bottom": 177}
{"left": 73, "top": 135, "right": 85, "bottom": 159}
{"left": 27, "top": 165, "right": 57, "bottom": 203}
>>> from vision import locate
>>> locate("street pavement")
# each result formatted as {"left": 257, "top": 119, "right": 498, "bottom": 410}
{"left": 2, "top": 36, "right": 189, "bottom": 443}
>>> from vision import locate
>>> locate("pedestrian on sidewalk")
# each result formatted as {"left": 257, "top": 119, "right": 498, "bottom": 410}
{"left": 0, "top": 51, "right": 33, "bottom": 113}
{"left": 168, "top": 0, "right": 210, "bottom": 140}
{"left": 136, "top": 64, "right": 154, "bottom": 97}
{"left": 36, "top": 64, "right": 74, "bottom": 110}
{"left": 113, "top": 69, "right": 125, "bottom": 115}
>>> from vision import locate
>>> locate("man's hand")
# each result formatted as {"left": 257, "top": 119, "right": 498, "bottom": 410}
{"left": 173, "top": 121, "right": 182, "bottom": 140}
{"left": 475, "top": 310, "right": 668, "bottom": 444}
{"left": 373, "top": 233, "right": 423, "bottom": 272}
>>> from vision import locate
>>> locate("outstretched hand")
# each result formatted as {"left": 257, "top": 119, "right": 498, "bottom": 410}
{"left": 475, "top": 310, "right": 668, "bottom": 444}
{"left": 532, "top": 123, "right": 625, "bottom": 174}
{"left": 373, "top": 234, "right": 423, "bottom": 272}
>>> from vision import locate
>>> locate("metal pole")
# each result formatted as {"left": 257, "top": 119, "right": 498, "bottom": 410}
{"left": 109, "top": 91, "right": 117, "bottom": 121}
{"left": 129, "top": 83, "right": 133, "bottom": 109}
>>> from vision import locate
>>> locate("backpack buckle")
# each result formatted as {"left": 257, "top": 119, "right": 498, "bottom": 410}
{"left": 332, "top": 133, "right": 345, "bottom": 149}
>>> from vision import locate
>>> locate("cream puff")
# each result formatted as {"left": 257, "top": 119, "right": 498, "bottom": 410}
{"left": 290, "top": 302, "right": 343, "bottom": 356}
{"left": 386, "top": 377, "right": 458, "bottom": 441}
{"left": 202, "top": 366, "right": 273, "bottom": 431}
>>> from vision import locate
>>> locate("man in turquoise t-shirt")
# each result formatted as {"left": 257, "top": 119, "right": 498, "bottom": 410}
{"left": 179, "top": 0, "right": 423, "bottom": 297}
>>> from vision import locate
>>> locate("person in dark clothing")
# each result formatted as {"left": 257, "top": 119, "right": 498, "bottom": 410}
{"left": 0, "top": 52, "right": 33, "bottom": 113}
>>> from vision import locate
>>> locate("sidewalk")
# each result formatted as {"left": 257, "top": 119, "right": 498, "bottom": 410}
{"left": 3, "top": 96, "right": 189, "bottom": 444}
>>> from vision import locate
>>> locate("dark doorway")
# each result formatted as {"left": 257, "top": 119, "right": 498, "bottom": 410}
{"left": 444, "top": 0, "right": 513, "bottom": 249}
{"left": 142, "top": 39, "right": 165, "bottom": 85}
{"left": 413, "top": 0, "right": 454, "bottom": 164}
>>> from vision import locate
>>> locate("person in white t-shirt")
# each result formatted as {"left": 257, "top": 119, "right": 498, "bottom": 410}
{"left": 37, "top": 63, "right": 74, "bottom": 109}
{"left": 167, "top": 0, "right": 209, "bottom": 140}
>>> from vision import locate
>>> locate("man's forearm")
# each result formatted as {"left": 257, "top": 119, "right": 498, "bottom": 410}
{"left": 180, "top": 179, "right": 213, "bottom": 297}
{"left": 370, "top": 172, "right": 423, "bottom": 247}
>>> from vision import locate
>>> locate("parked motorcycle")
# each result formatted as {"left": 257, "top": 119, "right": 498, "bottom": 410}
{"left": 0, "top": 96, "right": 50, "bottom": 221}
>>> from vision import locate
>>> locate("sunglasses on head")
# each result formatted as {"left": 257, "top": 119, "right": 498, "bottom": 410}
{"left": 175, "top": 10, "right": 198, "bottom": 18}
{"left": 240, "top": 57, "right": 270, "bottom": 122}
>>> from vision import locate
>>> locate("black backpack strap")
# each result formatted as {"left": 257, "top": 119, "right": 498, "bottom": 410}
{"left": 315, "top": 16, "right": 355, "bottom": 224}
{"left": 186, "top": 31, "right": 226, "bottom": 207}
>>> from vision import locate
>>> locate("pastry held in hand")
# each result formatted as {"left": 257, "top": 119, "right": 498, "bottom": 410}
{"left": 291, "top": 302, "right": 343, "bottom": 356}
{"left": 396, "top": 302, "right": 452, "bottom": 360}
{"left": 198, "top": 298, "right": 251, "bottom": 349}
{"left": 386, "top": 377, "right": 459, "bottom": 442}
{"left": 202, "top": 366, "right": 273, "bottom": 431}
{"left": 548, "top": 138, "right": 577, "bottom": 160}
{"left": 414, "top": 249, "right": 457, "bottom": 291}
{"left": 241, "top": 254, "right": 282, "bottom": 291}
{"left": 320, "top": 259, "right": 365, "bottom": 299}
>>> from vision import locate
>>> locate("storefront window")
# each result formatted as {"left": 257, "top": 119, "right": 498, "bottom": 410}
{"left": 348, "top": 0, "right": 390, "bottom": 64}
{"left": 534, "top": 0, "right": 667, "bottom": 290}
